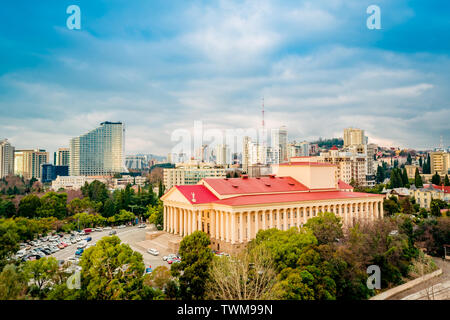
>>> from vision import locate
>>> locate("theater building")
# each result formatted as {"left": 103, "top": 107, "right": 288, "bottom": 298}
{"left": 161, "top": 161, "right": 385, "bottom": 253}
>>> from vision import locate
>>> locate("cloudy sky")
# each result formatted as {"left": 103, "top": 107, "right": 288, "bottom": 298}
{"left": 0, "top": 0, "right": 449, "bottom": 157}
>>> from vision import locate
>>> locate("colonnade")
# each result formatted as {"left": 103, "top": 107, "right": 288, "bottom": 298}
{"left": 163, "top": 200, "right": 384, "bottom": 244}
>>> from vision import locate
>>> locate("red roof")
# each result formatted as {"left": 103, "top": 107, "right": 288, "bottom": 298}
{"left": 174, "top": 185, "right": 218, "bottom": 204}
{"left": 278, "top": 162, "right": 337, "bottom": 167}
{"left": 338, "top": 180, "right": 354, "bottom": 190}
{"left": 202, "top": 176, "right": 309, "bottom": 195}
{"left": 214, "top": 191, "right": 383, "bottom": 206}
{"left": 330, "top": 145, "right": 339, "bottom": 150}
{"left": 426, "top": 184, "right": 450, "bottom": 193}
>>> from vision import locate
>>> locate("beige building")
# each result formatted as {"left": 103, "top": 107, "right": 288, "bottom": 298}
{"left": 410, "top": 184, "right": 450, "bottom": 209}
{"left": 430, "top": 151, "right": 450, "bottom": 176}
{"left": 405, "top": 165, "right": 420, "bottom": 179}
{"left": 343, "top": 127, "right": 365, "bottom": 147}
{"left": 161, "top": 161, "right": 384, "bottom": 253}
{"left": 51, "top": 175, "right": 109, "bottom": 191}
{"left": 163, "top": 160, "right": 227, "bottom": 190}
{"left": 55, "top": 148, "right": 70, "bottom": 166}
{"left": 292, "top": 148, "right": 368, "bottom": 187}
{"left": 0, "top": 139, "right": 15, "bottom": 178}
{"left": 14, "top": 149, "right": 49, "bottom": 180}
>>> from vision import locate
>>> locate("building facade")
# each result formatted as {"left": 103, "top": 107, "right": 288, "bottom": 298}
{"left": 14, "top": 149, "right": 49, "bottom": 180}
{"left": 163, "top": 160, "right": 227, "bottom": 190}
{"left": 343, "top": 127, "right": 365, "bottom": 147}
{"left": 41, "top": 164, "right": 69, "bottom": 183}
{"left": 410, "top": 184, "right": 450, "bottom": 209}
{"left": 0, "top": 139, "right": 15, "bottom": 178}
{"left": 55, "top": 148, "right": 70, "bottom": 166}
{"left": 430, "top": 151, "right": 450, "bottom": 176}
{"left": 70, "top": 121, "right": 126, "bottom": 176}
{"left": 161, "top": 161, "right": 384, "bottom": 253}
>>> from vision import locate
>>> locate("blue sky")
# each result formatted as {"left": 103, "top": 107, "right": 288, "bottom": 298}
{"left": 0, "top": 0, "right": 449, "bottom": 156}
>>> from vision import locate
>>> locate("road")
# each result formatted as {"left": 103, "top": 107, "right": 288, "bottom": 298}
{"left": 51, "top": 226, "right": 168, "bottom": 269}
{"left": 388, "top": 258, "right": 450, "bottom": 300}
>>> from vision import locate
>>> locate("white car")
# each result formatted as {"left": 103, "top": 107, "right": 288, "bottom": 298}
{"left": 138, "top": 224, "right": 146, "bottom": 228}
{"left": 117, "top": 225, "right": 126, "bottom": 229}
{"left": 147, "top": 248, "right": 159, "bottom": 256}
{"left": 77, "top": 241, "right": 87, "bottom": 249}
{"left": 94, "top": 227, "right": 102, "bottom": 232}
{"left": 104, "top": 226, "right": 112, "bottom": 230}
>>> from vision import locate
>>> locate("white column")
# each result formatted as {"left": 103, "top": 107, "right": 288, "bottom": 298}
{"left": 262, "top": 211, "right": 267, "bottom": 230}
{"left": 231, "top": 212, "right": 236, "bottom": 244}
{"left": 215, "top": 210, "right": 219, "bottom": 239}
{"left": 225, "top": 212, "right": 230, "bottom": 242}
{"left": 254, "top": 211, "right": 259, "bottom": 237}
{"left": 220, "top": 211, "right": 224, "bottom": 241}
{"left": 240, "top": 212, "right": 244, "bottom": 242}
{"left": 290, "top": 209, "right": 294, "bottom": 228}
{"left": 277, "top": 209, "right": 281, "bottom": 229}
{"left": 246, "top": 212, "right": 251, "bottom": 241}
{"left": 270, "top": 210, "right": 274, "bottom": 228}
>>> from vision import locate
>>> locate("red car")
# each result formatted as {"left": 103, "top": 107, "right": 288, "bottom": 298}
{"left": 84, "top": 228, "right": 92, "bottom": 234}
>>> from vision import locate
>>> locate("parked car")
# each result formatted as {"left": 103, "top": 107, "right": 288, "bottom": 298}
{"left": 85, "top": 237, "right": 92, "bottom": 242}
{"left": 94, "top": 227, "right": 102, "bottom": 232}
{"left": 108, "top": 230, "right": 117, "bottom": 235}
{"left": 57, "top": 244, "right": 65, "bottom": 249}
{"left": 75, "top": 248, "right": 84, "bottom": 256}
{"left": 145, "top": 266, "right": 152, "bottom": 274}
{"left": 147, "top": 248, "right": 159, "bottom": 256}
{"left": 104, "top": 226, "right": 112, "bottom": 230}
{"left": 138, "top": 224, "right": 146, "bottom": 228}
{"left": 117, "top": 225, "right": 126, "bottom": 229}
{"left": 84, "top": 228, "right": 92, "bottom": 234}
{"left": 77, "top": 241, "right": 87, "bottom": 249}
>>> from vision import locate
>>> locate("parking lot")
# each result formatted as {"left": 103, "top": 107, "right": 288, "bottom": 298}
{"left": 17, "top": 225, "right": 177, "bottom": 271}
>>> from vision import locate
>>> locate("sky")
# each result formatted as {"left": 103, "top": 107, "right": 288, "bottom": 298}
{"left": 0, "top": 0, "right": 449, "bottom": 157}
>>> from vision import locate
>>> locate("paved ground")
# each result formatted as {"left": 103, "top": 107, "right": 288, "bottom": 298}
{"left": 389, "top": 258, "right": 450, "bottom": 300}
{"left": 50, "top": 226, "right": 176, "bottom": 270}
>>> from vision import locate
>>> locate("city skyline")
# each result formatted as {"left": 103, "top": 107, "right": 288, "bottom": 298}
{"left": 0, "top": 1, "right": 449, "bottom": 156}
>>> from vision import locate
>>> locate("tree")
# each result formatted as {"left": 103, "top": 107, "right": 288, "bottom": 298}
{"left": 430, "top": 199, "right": 447, "bottom": 217}
{"left": 445, "top": 174, "right": 450, "bottom": 187}
{"left": 0, "top": 222, "right": 20, "bottom": 270}
{"left": 18, "top": 194, "right": 41, "bottom": 218}
{"left": 304, "top": 212, "right": 343, "bottom": 245}
{"left": 0, "top": 264, "right": 28, "bottom": 300}
{"left": 145, "top": 266, "right": 172, "bottom": 291}
{"left": 431, "top": 172, "right": 441, "bottom": 186}
{"left": 250, "top": 228, "right": 317, "bottom": 271}
{"left": 0, "top": 199, "right": 16, "bottom": 218}
{"left": 79, "top": 236, "right": 149, "bottom": 300}
{"left": 376, "top": 165, "right": 385, "bottom": 184}
{"left": 146, "top": 201, "right": 163, "bottom": 228}
{"left": 400, "top": 197, "right": 414, "bottom": 215}
{"left": 401, "top": 168, "right": 409, "bottom": 187}
{"left": 81, "top": 180, "right": 110, "bottom": 205}
{"left": 158, "top": 181, "right": 165, "bottom": 198}
{"left": 406, "top": 154, "right": 412, "bottom": 165}
{"left": 67, "top": 197, "right": 101, "bottom": 215}
{"left": 383, "top": 196, "right": 401, "bottom": 216}
{"left": 206, "top": 245, "right": 278, "bottom": 300}
{"left": 171, "top": 231, "right": 214, "bottom": 300}
{"left": 414, "top": 168, "right": 423, "bottom": 188}
{"left": 36, "top": 192, "right": 68, "bottom": 219}
{"left": 23, "top": 257, "right": 59, "bottom": 296}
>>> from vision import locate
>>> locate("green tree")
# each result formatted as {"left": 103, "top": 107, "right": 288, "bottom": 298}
{"left": 445, "top": 174, "right": 450, "bottom": 186}
{"left": 79, "top": 236, "right": 149, "bottom": 300}
{"left": 0, "top": 264, "right": 28, "bottom": 300}
{"left": 171, "top": 231, "right": 214, "bottom": 300}
{"left": 383, "top": 196, "right": 401, "bottom": 216}
{"left": 431, "top": 172, "right": 441, "bottom": 186}
{"left": 376, "top": 165, "right": 385, "bottom": 184}
{"left": 430, "top": 199, "right": 447, "bottom": 217}
{"left": 158, "top": 181, "right": 165, "bottom": 198}
{"left": 0, "top": 222, "right": 20, "bottom": 269}
{"left": 36, "top": 192, "right": 68, "bottom": 219}
{"left": 23, "top": 257, "right": 59, "bottom": 296}
{"left": 406, "top": 154, "right": 412, "bottom": 165}
{"left": 250, "top": 228, "right": 317, "bottom": 271}
{"left": 82, "top": 180, "right": 110, "bottom": 205}
{"left": 304, "top": 212, "right": 343, "bottom": 245}
{"left": 18, "top": 194, "right": 41, "bottom": 218}
{"left": 401, "top": 168, "right": 409, "bottom": 187}
{"left": 0, "top": 199, "right": 16, "bottom": 218}
{"left": 414, "top": 168, "right": 423, "bottom": 188}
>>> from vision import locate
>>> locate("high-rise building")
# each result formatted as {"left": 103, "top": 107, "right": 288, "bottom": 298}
{"left": 69, "top": 121, "right": 126, "bottom": 176}
{"left": 271, "top": 126, "right": 288, "bottom": 163}
{"left": 0, "top": 139, "right": 15, "bottom": 178}
{"left": 55, "top": 148, "right": 70, "bottom": 166}
{"left": 343, "top": 127, "right": 365, "bottom": 147}
{"left": 14, "top": 149, "right": 49, "bottom": 180}
{"left": 430, "top": 151, "right": 450, "bottom": 176}
{"left": 242, "top": 136, "right": 251, "bottom": 173}
{"left": 215, "top": 144, "right": 230, "bottom": 166}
